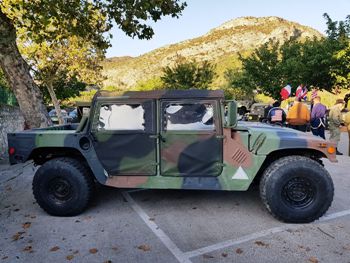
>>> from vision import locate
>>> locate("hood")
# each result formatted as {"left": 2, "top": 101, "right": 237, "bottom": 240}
{"left": 239, "top": 121, "right": 337, "bottom": 162}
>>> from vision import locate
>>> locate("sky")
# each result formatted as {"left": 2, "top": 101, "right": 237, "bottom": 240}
{"left": 106, "top": 0, "right": 350, "bottom": 58}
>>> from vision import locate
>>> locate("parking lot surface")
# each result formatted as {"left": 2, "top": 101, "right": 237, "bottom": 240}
{"left": 1, "top": 132, "right": 350, "bottom": 263}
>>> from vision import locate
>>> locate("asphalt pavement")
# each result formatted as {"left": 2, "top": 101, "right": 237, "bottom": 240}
{"left": 0, "top": 131, "right": 350, "bottom": 263}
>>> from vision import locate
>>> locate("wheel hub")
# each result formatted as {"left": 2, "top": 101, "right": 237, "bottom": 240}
{"left": 282, "top": 177, "right": 315, "bottom": 208}
{"left": 48, "top": 177, "right": 72, "bottom": 201}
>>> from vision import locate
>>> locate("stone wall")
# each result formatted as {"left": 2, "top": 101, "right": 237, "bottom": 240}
{"left": 0, "top": 105, "right": 24, "bottom": 159}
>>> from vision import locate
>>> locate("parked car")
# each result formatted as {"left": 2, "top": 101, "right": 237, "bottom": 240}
{"left": 48, "top": 109, "right": 72, "bottom": 124}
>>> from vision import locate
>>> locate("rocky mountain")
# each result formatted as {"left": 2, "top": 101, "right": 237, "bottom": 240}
{"left": 102, "top": 16, "right": 323, "bottom": 88}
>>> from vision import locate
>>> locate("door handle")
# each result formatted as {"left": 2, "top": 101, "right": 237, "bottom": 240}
{"left": 149, "top": 134, "right": 166, "bottom": 142}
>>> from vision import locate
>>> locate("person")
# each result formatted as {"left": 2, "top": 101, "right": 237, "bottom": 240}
{"left": 263, "top": 99, "right": 274, "bottom": 121}
{"left": 310, "top": 96, "right": 327, "bottom": 139}
{"left": 328, "top": 99, "right": 345, "bottom": 155}
{"left": 286, "top": 97, "right": 310, "bottom": 132}
{"left": 344, "top": 110, "right": 350, "bottom": 156}
{"left": 266, "top": 101, "right": 286, "bottom": 126}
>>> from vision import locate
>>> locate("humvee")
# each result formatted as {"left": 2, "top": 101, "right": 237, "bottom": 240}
{"left": 8, "top": 90, "right": 336, "bottom": 223}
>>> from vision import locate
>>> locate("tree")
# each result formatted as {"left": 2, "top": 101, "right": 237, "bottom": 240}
{"left": 19, "top": 33, "right": 104, "bottom": 124}
{"left": 161, "top": 60, "right": 216, "bottom": 90}
{"left": 226, "top": 14, "right": 350, "bottom": 100}
{"left": 0, "top": 0, "right": 186, "bottom": 128}
{"left": 332, "top": 42, "right": 350, "bottom": 88}
{"left": 39, "top": 75, "right": 87, "bottom": 104}
{"left": 223, "top": 69, "right": 255, "bottom": 100}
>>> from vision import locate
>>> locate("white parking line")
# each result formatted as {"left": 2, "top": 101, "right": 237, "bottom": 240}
{"left": 184, "top": 224, "right": 297, "bottom": 259}
{"left": 184, "top": 209, "right": 350, "bottom": 259}
{"left": 122, "top": 191, "right": 192, "bottom": 263}
{"left": 319, "top": 209, "right": 350, "bottom": 222}
{"left": 124, "top": 187, "right": 350, "bottom": 262}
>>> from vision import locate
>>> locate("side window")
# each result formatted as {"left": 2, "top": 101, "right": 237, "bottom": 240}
{"left": 164, "top": 102, "right": 215, "bottom": 131}
{"left": 98, "top": 104, "right": 145, "bottom": 131}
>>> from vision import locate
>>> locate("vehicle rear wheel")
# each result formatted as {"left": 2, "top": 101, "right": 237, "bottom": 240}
{"left": 260, "top": 156, "right": 334, "bottom": 223}
{"left": 33, "top": 157, "right": 95, "bottom": 216}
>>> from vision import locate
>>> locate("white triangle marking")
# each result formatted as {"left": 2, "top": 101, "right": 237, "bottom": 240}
{"left": 232, "top": 166, "right": 249, "bottom": 180}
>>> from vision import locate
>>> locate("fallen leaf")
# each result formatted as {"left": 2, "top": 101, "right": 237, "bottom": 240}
{"left": 236, "top": 248, "right": 243, "bottom": 254}
{"left": 221, "top": 252, "right": 228, "bottom": 257}
{"left": 12, "top": 232, "right": 25, "bottom": 241}
{"left": 50, "top": 246, "right": 60, "bottom": 252}
{"left": 66, "top": 255, "right": 74, "bottom": 260}
{"left": 23, "top": 246, "right": 32, "bottom": 252}
{"left": 342, "top": 245, "right": 350, "bottom": 251}
{"left": 5, "top": 186, "right": 12, "bottom": 191}
{"left": 22, "top": 222, "right": 31, "bottom": 229}
{"left": 308, "top": 257, "right": 318, "bottom": 263}
{"left": 137, "top": 245, "right": 151, "bottom": 252}
{"left": 254, "top": 241, "right": 269, "bottom": 248}
{"left": 203, "top": 254, "right": 214, "bottom": 259}
{"left": 89, "top": 248, "right": 98, "bottom": 254}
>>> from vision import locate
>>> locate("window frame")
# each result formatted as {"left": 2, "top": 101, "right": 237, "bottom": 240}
{"left": 160, "top": 99, "right": 221, "bottom": 133}
{"left": 91, "top": 100, "right": 155, "bottom": 134}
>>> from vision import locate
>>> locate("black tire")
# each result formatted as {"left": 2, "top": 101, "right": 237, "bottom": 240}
{"left": 33, "top": 157, "right": 95, "bottom": 216}
{"left": 260, "top": 156, "right": 334, "bottom": 223}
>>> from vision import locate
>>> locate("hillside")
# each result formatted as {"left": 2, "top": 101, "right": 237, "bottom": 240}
{"left": 102, "top": 16, "right": 323, "bottom": 89}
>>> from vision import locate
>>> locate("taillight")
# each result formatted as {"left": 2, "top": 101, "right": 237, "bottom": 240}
{"left": 9, "top": 147, "right": 15, "bottom": 155}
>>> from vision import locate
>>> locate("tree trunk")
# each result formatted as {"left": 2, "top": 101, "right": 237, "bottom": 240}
{"left": 0, "top": 10, "right": 51, "bottom": 128}
{"left": 47, "top": 81, "right": 64, "bottom": 125}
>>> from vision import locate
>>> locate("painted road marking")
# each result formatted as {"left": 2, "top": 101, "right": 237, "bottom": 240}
{"left": 125, "top": 188, "right": 350, "bottom": 262}
{"left": 122, "top": 191, "right": 192, "bottom": 263}
{"left": 184, "top": 209, "right": 350, "bottom": 259}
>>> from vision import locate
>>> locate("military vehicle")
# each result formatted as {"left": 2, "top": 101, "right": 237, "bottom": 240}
{"left": 247, "top": 102, "right": 269, "bottom": 122}
{"left": 8, "top": 90, "right": 337, "bottom": 223}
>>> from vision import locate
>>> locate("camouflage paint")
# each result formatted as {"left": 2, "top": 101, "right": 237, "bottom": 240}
{"left": 8, "top": 89, "right": 337, "bottom": 192}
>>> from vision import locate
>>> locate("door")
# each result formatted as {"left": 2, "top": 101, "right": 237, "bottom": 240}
{"left": 91, "top": 100, "right": 157, "bottom": 176}
{"left": 160, "top": 100, "right": 223, "bottom": 177}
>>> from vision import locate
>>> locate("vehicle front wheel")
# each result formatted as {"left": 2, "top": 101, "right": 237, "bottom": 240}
{"left": 33, "top": 157, "right": 95, "bottom": 216}
{"left": 260, "top": 156, "right": 334, "bottom": 223}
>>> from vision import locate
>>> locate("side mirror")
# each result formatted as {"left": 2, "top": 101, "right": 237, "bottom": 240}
{"left": 225, "top": 100, "right": 237, "bottom": 128}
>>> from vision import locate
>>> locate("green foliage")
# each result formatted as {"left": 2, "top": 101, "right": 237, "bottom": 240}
{"left": 0, "top": 69, "right": 8, "bottom": 89}
{"left": 225, "top": 14, "right": 350, "bottom": 100}
{"left": 39, "top": 74, "right": 87, "bottom": 103}
{"left": 0, "top": 69, "right": 17, "bottom": 105}
{"left": 161, "top": 60, "right": 216, "bottom": 90}
{"left": 223, "top": 69, "right": 255, "bottom": 100}
{"left": 332, "top": 42, "right": 350, "bottom": 87}
{"left": 2, "top": 0, "right": 186, "bottom": 48}
{"left": 133, "top": 78, "right": 163, "bottom": 91}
